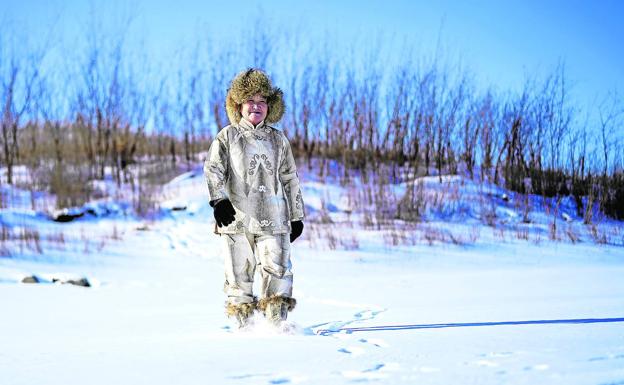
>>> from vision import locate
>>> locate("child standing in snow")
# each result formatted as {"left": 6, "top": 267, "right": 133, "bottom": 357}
{"left": 204, "top": 69, "right": 305, "bottom": 328}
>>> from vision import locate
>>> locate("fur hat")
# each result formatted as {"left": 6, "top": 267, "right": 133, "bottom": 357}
{"left": 225, "top": 68, "right": 285, "bottom": 125}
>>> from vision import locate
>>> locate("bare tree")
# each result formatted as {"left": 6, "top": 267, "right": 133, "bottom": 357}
{"left": 597, "top": 92, "right": 623, "bottom": 179}
{"left": 1, "top": 32, "right": 48, "bottom": 185}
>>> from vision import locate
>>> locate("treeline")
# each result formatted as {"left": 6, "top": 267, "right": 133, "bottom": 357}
{"left": 1, "top": 17, "right": 622, "bottom": 219}
{"left": 283, "top": 61, "right": 624, "bottom": 221}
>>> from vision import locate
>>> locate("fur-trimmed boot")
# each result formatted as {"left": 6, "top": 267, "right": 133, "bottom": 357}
{"left": 258, "top": 295, "right": 296, "bottom": 325}
{"left": 226, "top": 301, "right": 257, "bottom": 328}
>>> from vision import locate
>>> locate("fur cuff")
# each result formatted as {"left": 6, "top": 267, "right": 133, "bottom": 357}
{"left": 258, "top": 295, "right": 297, "bottom": 312}
{"left": 225, "top": 301, "right": 257, "bottom": 319}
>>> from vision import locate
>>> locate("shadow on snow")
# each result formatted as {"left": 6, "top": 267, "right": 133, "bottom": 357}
{"left": 315, "top": 317, "right": 624, "bottom": 336}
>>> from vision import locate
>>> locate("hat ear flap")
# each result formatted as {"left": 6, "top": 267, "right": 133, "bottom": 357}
{"left": 225, "top": 92, "right": 242, "bottom": 125}
{"left": 265, "top": 88, "right": 285, "bottom": 124}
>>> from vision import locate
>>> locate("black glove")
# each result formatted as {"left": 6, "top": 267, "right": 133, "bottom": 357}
{"left": 290, "top": 220, "right": 304, "bottom": 243}
{"left": 212, "top": 199, "right": 236, "bottom": 227}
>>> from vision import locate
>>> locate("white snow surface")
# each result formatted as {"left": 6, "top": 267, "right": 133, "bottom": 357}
{"left": 1, "top": 165, "right": 624, "bottom": 385}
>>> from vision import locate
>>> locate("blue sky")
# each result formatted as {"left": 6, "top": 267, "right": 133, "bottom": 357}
{"left": 4, "top": 0, "right": 624, "bottom": 110}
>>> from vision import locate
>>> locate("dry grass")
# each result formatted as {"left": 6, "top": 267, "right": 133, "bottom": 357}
{"left": 420, "top": 225, "right": 448, "bottom": 246}
{"left": 565, "top": 224, "right": 580, "bottom": 244}
{"left": 46, "top": 231, "right": 67, "bottom": 251}
{"left": 0, "top": 224, "right": 43, "bottom": 256}
{"left": 493, "top": 226, "right": 507, "bottom": 242}
{"left": 588, "top": 224, "right": 608, "bottom": 245}
{"left": 548, "top": 222, "right": 560, "bottom": 241}
{"left": 514, "top": 225, "right": 530, "bottom": 241}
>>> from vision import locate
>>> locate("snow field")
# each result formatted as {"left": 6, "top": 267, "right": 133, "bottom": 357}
{"left": 1, "top": 165, "right": 624, "bottom": 384}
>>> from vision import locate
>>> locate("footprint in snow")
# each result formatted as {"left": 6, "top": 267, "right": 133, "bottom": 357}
{"left": 589, "top": 354, "right": 624, "bottom": 362}
{"left": 228, "top": 372, "right": 298, "bottom": 384}
{"left": 479, "top": 351, "right": 514, "bottom": 358}
{"left": 353, "top": 309, "right": 385, "bottom": 320}
{"left": 341, "top": 363, "right": 400, "bottom": 381}
{"left": 228, "top": 373, "right": 272, "bottom": 380}
{"left": 310, "top": 308, "right": 387, "bottom": 335}
{"left": 359, "top": 338, "right": 389, "bottom": 348}
{"left": 269, "top": 378, "right": 290, "bottom": 384}
{"left": 337, "top": 346, "right": 365, "bottom": 356}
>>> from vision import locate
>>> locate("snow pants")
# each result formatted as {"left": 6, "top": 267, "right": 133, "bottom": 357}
{"left": 222, "top": 232, "right": 293, "bottom": 305}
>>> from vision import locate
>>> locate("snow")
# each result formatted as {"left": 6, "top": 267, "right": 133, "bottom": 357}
{"left": 1, "top": 164, "right": 624, "bottom": 385}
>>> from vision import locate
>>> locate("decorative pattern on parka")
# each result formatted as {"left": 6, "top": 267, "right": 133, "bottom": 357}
{"left": 204, "top": 119, "right": 305, "bottom": 235}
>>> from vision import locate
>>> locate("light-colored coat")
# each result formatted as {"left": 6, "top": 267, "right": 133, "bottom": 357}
{"left": 204, "top": 118, "right": 305, "bottom": 234}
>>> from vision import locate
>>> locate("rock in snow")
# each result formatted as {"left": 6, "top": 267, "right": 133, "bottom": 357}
{"left": 21, "top": 275, "right": 40, "bottom": 284}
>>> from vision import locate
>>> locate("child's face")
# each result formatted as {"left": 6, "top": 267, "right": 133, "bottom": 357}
{"left": 240, "top": 94, "right": 268, "bottom": 126}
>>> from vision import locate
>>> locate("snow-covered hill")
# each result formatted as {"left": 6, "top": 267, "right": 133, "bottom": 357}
{"left": 1, "top": 164, "right": 624, "bottom": 385}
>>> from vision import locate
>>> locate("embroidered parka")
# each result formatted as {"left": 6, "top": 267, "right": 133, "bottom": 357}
{"left": 204, "top": 118, "right": 305, "bottom": 234}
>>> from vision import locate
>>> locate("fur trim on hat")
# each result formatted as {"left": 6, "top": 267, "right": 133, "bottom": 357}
{"left": 258, "top": 295, "right": 297, "bottom": 312}
{"left": 225, "top": 68, "right": 285, "bottom": 125}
